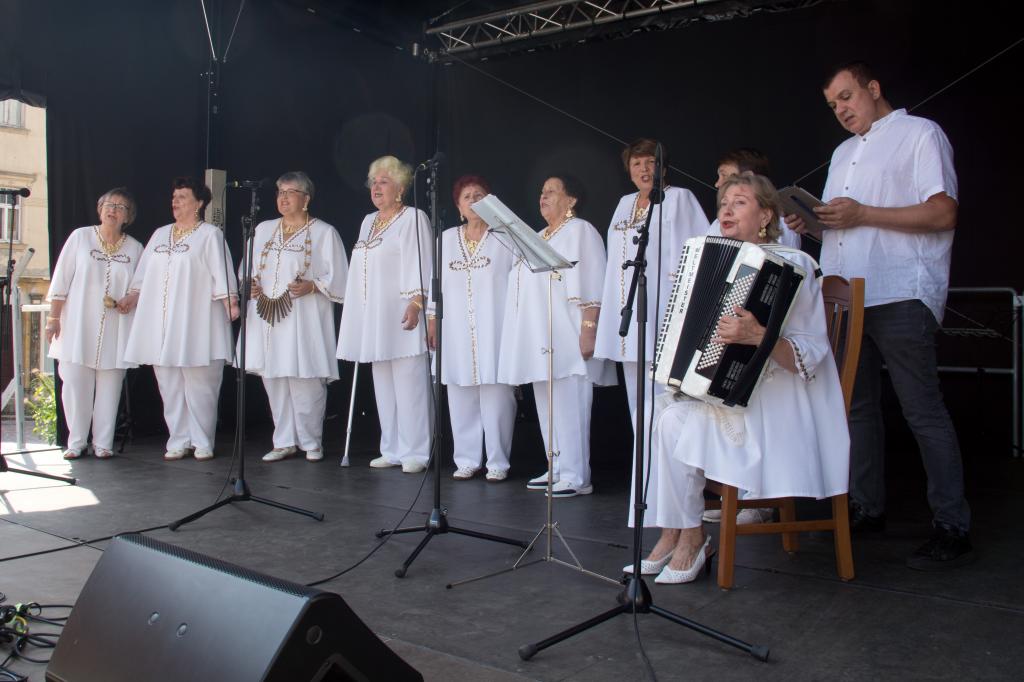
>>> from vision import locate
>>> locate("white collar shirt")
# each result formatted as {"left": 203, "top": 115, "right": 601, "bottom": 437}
{"left": 821, "top": 108, "right": 958, "bottom": 322}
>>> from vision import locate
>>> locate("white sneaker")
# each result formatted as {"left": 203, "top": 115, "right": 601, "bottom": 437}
{"left": 547, "top": 480, "right": 593, "bottom": 498}
{"left": 194, "top": 447, "right": 215, "bottom": 461}
{"left": 737, "top": 508, "right": 772, "bottom": 525}
{"left": 164, "top": 449, "right": 187, "bottom": 461}
{"left": 369, "top": 456, "right": 399, "bottom": 468}
{"left": 485, "top": 469, "right": 509, "bottom": 482}
{"left": 262, "top": 446, "right": 297, "bottom": 462}
{"left": 527, "top": 471, "right": 557, "bottom": 490}
{"left": 452, "top": 466, "right": 479, "bottom": 480}
{"left": 402, "top": 460, "right": 427, "bottom": 474}
{"left": 305, "top": 449, "right": 323, "bottom": 462}
{"left": 702, "top": 509, "right": 723, "bottom": 523}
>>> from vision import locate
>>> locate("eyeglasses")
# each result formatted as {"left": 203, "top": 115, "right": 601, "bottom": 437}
{"left": 276, "top": 189, "right": 308, "bottom": 198}
{"left": 102, "top": 202, "right": 130, "bottom": 211}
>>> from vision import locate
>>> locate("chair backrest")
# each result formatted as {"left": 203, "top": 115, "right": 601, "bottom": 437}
{"left": 821, "top": 276, "right": 865, "bottom": 415}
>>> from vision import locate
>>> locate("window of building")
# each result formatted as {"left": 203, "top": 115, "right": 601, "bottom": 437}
{"left": 0, "top": 99, "right": 26, "bottom": 128}
{"left": 1, "top": 192, "right": 22, "bottom": 241}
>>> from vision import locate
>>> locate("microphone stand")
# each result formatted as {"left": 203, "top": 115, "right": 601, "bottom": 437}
{"left": 1, "top": 192, "right": 76, "bottom": 484}
{"left": 169, "top": 186, "right": 324, "bottom": 530}
{"left": 376, "top": 157, "right": 528, "bottom": 578}
{"left": 519, "top": 145, "right": 768, "bottom": 662}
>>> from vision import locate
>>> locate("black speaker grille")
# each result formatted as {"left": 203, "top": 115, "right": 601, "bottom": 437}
{"left": 118, "top": 533, "right": 324, "bottom": 599}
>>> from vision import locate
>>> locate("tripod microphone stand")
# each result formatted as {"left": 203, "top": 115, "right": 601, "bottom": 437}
{"left": 519, "top": 146, "right": 768, "bottom": 662}
{"left": 1, "top": 199, "right": 76, "bottom": 485}
{"left": 375, "top": 157, "right": 527, "bottom": 578}
{"left": 169, "top": 185, "right": 323, "bottom": 530}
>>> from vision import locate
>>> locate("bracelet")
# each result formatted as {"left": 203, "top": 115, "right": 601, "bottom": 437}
{"left": 47, "top": 316, "right": 59, "bottom": 321}
{"left": 581, "top": 320, "right": 596, "bottom": 329}
{"left": 411, "top": 299, "right": 423, "bottom": 310}
{"left": 427, "top": 313, "right": 437, "bottom": 321}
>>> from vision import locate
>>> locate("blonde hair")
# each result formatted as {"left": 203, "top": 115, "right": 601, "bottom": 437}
{"left": 366, "top": 156, "right": 413, "bottom": 198}
{"left": 716, "top": 172, "right": 781, "bottom": 241}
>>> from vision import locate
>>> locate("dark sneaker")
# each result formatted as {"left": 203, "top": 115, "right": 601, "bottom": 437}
{"left": 906, "top": 524, "right": 975, "bottom": 571}
{"left": 849, "top": 502, "right": 886, "bottom": 533}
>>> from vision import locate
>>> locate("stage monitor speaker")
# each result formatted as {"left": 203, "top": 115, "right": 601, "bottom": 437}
{"left": 46, "top": 533, "right": 422, "bottom": 682}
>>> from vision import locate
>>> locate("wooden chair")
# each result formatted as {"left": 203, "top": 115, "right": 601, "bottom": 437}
{"left": 706, "top": 275, "right": 865, "bottom": 589}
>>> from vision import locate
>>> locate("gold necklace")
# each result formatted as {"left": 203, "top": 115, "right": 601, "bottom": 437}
{"left": 369, "top": 206, "right": 406, "bottom": 242}
{"left": 94, "top": 225, "right": 127, "bottom": 256}
{"left": 542, "top": 215, "right": 572, "bottom": 241}
{"left": 630, "top": 194, "right": 650, "bottom": 226}
{"left": 462, "top": 224, "right": 486, "bottom": 255}
{"left": 172, "top": 221, "right": 200, "bottom": 243}
{"left": 254, "top": 219, "right": 315, "bottom": 326}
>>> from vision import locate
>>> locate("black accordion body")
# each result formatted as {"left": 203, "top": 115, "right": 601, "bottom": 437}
{"left": 652, "top": 237, "right": 806, "bottom": 408}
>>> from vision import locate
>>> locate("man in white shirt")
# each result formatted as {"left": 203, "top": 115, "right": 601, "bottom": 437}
{"left": 787, "top": 62, "right": 972, "bottom": 570}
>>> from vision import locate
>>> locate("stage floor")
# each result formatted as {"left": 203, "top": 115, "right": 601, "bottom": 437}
{"left": 2, "top": 422, "right": 1023, "bottom": 681}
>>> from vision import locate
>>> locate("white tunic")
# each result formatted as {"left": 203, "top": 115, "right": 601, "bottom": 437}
{"left": 240, "top": 218, "right": 348, "bottom": 380}
{"left": 337, "top": 207, "right": 432, "bottom": 362}
{"left": 432, "top": 225, "right": 514, "bottom": 386}
{"left": 497, "top": 217, "right": 615, "bottom": 386}
{"left": 594, "top": 187, "right": 709, "bottom": 363}
{"left": 821, "top": 108, "right": 958, "bottom": 322}
{"left": 47, "top": 226, "right": 144, "bottom": 370}
{"left": 124, "top": 222, "right": 237, "bottom": 367}
{"left": 656, "top": 248, "right": 850, "bottom": 499}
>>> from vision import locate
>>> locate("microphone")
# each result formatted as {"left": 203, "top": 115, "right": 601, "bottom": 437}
{"left": 226, "top": 178, "right": 269, "bottom": 189}
{"left": 415, "top": 152, "right": 445, "bottom": 171}
{"left": 650, "top": 143, "right": 665, "bottom": 205}
{"left": 0, "top": 187, "right": 31, "bottom": 198}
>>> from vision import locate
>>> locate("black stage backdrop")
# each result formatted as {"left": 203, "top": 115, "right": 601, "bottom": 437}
{"left": 4, "top": 0, "right": 1022, "bottom": 456}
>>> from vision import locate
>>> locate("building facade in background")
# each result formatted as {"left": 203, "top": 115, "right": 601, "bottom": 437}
{"left": 1, "top": 99, "right": 51, "bottom": 400}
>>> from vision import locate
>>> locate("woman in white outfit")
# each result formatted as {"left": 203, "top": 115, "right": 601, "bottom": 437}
{"left": 46, "top": 188, "right": 144, "bottom": 460}
{"left": 122, "top": 177, "right": 239, "bottom": 461}
{"left": 497, "top": 174, "right": 615, "bottom": 498}
{"left": 241, "top": 172, "right": 348, "bottom": 463}
{"left": 594, "top": 139, "right": 710, "bottom": 519}
{"left": 337, "top": 156, "right": 432, "bottom": 473}
{"left": 426, "top": 174, "right": 516, "bottom": 482}
{"left": 628, "top": 173, "right": 849, "bottom": 584}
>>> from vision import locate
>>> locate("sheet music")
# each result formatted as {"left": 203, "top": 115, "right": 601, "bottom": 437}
{"left": 472, "top": 194, "right": 574, "bottom": 274}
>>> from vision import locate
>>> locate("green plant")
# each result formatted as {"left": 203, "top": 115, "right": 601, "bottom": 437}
{"left": 24, "top": 369, "right": 57, "bottom": 444}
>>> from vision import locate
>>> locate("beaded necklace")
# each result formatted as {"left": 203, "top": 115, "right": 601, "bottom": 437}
{"left": 541, "top": 214, "right": 573, "bottom": 241}
{"left": 254, "top": 218, "right": 314, "bottom": 326}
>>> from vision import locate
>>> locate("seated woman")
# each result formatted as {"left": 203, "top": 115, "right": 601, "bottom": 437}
{"left": 629, "top": 173, "right": 850, "bottom": 584}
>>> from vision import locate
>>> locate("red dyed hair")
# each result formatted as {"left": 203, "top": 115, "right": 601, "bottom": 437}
{"left": 451, "top": 174, "right": 491, "bottom": 208}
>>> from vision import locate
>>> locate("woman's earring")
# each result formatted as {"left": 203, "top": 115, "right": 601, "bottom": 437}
{"left": 303, "top": 202, "right": 310, "bottom": 213}
{"left": 758, "top": 221, "right": 768, "bottom": 239}
{"left": 564, "top": 207, "right": 574, "bottom": 219}
{"left": 194, "top": 207, "right": 200, "bottom": 220}
{"left": 459, "top": 212, "right": 466, "bottom": 223}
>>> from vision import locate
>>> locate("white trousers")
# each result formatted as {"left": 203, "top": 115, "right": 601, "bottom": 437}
{"left": 646, "top": 405, "right": 706, "bottom": 529}
{"left": 153, "top": 362, "right": 224, "bottom": 451}
{"left": 263, "top": 376, "right": 326, "bottom": 451}
{"left": 624, "top": 360, "right": 667, "bottom": 527}
{"left": 58, "top": 361, "right": 125, "bottom": 453}
{"left": 448, "top": 383, "right": 516, "bottom": 472}
{"left": 532, "top": 374, "right": 592, "bottom": 488}
{"left": 372, "top": 354, "right": 432, "bottom": 466}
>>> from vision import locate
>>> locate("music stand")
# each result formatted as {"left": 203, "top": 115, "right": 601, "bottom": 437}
{"left": 447, "top": 194, "right": 617, "bottom": 590}
{"left": 518, "top": 146, "right": 766, "bottom": 662}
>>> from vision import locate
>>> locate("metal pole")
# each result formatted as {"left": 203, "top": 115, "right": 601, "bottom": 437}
{"left": 341, "top": 363, "right": 358, "bottom": 467}
{"left": 12, "top": 284, "right": 25, "bottom": 449}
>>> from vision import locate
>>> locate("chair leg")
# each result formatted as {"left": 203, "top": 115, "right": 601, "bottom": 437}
{"left": 832, "top": 493, "right": 855, "bottom": 581}
{"left": 717, "top": 485, "right": 739, "bottom": 589}
{"left": 780, "top": 498, "right": 799, "bottom": 553}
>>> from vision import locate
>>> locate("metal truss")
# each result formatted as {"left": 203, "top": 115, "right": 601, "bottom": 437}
{"left": 425, "top": 0, "right": 821, "bottom": 59}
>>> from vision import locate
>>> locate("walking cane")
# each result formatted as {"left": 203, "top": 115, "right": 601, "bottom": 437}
{"left": 341, "top": 362, "right": 358, "bottom": 467}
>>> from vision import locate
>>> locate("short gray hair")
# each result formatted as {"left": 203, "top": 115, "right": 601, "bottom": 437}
{"left": 277, "top": 171, "right": 315, "bottom": 200}
{"left": 96, "top": 187, "right": 137, "bottom": 226}
{"left": 366, "top": 156, "right": 413, "bottom": 197}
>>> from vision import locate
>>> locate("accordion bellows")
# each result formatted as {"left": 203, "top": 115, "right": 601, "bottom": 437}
{"left": 653, "top": 237, "right": 805, "bottom": 408}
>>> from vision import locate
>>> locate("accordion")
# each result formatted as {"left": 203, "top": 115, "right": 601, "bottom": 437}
{"left": 652, "top": 237, "right": 805, "bottom": 408}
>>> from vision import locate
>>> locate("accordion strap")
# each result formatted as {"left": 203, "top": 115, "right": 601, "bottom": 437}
{"left": 722, "top": 262, "right": 796, "bottom": 407}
